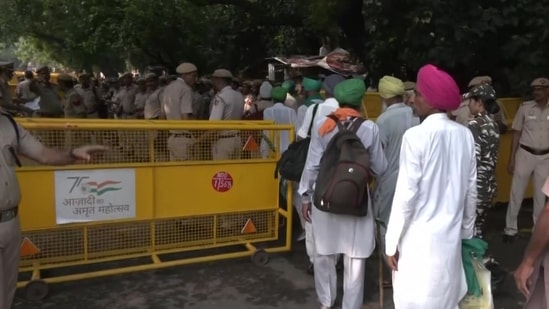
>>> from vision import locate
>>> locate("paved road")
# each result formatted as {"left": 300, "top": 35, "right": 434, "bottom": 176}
{"left": 13, "top": 203, "right": 533, "bottom": 309}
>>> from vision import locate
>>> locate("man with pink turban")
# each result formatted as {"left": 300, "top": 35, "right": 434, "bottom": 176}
{"left": 385, "top": 64, "right": 478, "bottom": 308}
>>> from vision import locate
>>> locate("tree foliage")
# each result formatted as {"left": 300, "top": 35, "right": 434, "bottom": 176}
{"left": 1, "top": 0, "right": 549, "bottom": 95}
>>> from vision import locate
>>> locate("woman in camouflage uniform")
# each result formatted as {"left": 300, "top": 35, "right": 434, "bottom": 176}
{"left": 466, "top": 83, "right": 501, "bottom": 238}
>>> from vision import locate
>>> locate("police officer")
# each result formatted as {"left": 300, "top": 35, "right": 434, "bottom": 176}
{"left": 144, "top": 73, "right": 163, "bottom": 120}
{"left": 114, "top": 72, "right": 138, "bottom": 155}
{"left": 452, "top": 76, "right": 508, "bottom": 132}
{"left": 74, "top": 73, "right": 100, "bottom": 119}
{"left": 29, "top": 66, "right": 64, "bottom": 118}
{"left": 115, "top": 72, "right": 138, "bottom": 119}
{"left": 161, "top": 63, "right": 198, "bottom": 160}
{"left": 451, "top": 76, "right": 492, "bottom": 124}
{"left": 0, "top": 114, "right": 106, "bottom": 309}
{"left": 207, "top": 69, "right": 245, "bottom": 160}
{"left": 134, "top": 78, "right": 148, "bottom": 119}
{"left": 0, "top": 62, "right": 32, "bottom": 115}
{"left": 504, "top": 77, "right": 549, "bottom": 242}
{"left": 59, "top": 74, "right": 85, "bottom": 119}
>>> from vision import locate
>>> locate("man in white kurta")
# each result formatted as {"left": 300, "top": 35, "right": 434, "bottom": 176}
{"left": 260, "top": 87, "right": 297, "bottom": 158}
{"left": 295, "top": 74, "right": 345, "bottom": 272}
{"left": 385, "top": 64, "right": 477, "bottom": 309}
{"left": 299, "top": 79, "right": 387, "bottom": 309}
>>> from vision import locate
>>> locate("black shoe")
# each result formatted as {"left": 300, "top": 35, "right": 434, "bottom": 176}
{"left": 307, "top": 263, "right": 314, "bottom": 275}
{"left": 484, "top": 258, "right": 507, "bottom": 293}
{"left": 502, "top": 234, "right": 516, "bottom": 243}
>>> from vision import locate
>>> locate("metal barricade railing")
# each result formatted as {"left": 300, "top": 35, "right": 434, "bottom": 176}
{"left": 15, "top": 120, "right": 295, "bottom": 300}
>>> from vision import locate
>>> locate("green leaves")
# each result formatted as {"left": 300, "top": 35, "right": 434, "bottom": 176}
{"left": 0, "top": 0, "right": 547, "bottom": 97}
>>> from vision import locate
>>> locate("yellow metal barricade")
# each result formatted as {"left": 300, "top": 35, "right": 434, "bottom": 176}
{"left": 498, "top": 97, "right": 523, "bottom": 122}
{"left": 15, "top": 120, "right": 294, "bottom": 300}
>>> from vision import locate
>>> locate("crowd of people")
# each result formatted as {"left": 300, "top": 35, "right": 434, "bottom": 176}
{"left": 286, "top": 67, "right": 549, "bottom": 308}
{"left": 1, "top": 58, "right": 549, "bottom": 308}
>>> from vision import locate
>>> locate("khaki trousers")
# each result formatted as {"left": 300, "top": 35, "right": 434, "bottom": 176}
{"left": 0, "top": 219, "right": 20, "bottom": 309}
{"left": 505, "top": 148, "right": 549, "bottom": 235}
{"left": 167, "top": 135, "right": 196, "bottom": 161}
{"left": 212, "top": 136, "right": 242, "bottom": 160}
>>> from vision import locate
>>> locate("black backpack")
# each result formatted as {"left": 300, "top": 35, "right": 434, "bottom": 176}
{"left": 313, "top": 115, "right": 370, "bottom": 217}
{"left": 274, "top": 104, "right": 319, "bottom": 181}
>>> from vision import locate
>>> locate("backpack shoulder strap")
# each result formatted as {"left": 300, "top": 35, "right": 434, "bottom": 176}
{"left": 1, "top": 112, "right": 19, "bottom": 146}
{"left": 327, "top": 114, "right": 346, "bottom": 131}
{"left": 349, "top": 117, "right": 366, "bottom": 133}
{"left": 306, "top": 103, "right": 320, "bottom": 137}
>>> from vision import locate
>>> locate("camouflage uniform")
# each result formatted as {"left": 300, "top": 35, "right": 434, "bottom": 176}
{"left": 466, "top": 84, "right": 500, "bottom": 238}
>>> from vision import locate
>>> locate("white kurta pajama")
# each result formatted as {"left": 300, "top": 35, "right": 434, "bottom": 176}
{"left": 296, "top": 98, "right": 341, "bottom": 264}
{"left": 385, "top": 113, "right": 477, "bottom": 309}
{"left": 299, "top": 116, "right": 387, "bottom": 309}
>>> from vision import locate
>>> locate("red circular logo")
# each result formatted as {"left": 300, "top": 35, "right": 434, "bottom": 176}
{"left": 211, "top": 172, "right": 233, "bottom": 192}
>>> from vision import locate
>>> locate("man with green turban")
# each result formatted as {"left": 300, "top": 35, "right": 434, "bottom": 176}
{"left": 296, "top": 78, "right": 324, "bottom": 142}
{"left": 302, "top": 77, "right": 323, "bottom": 107}
{"left": 295, "top": 74, "right": 346, "bottom": 275}
{"left": 271, "top": 86, "right": 288, "bottom": 103}
{"left": 261, "top": 86, "right": 296, "bottom": 157}
{"left": 299, "top": 78, "right": 387, "bottom": 309}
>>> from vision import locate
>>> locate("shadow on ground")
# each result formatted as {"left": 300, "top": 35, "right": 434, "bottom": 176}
{"left": 13, "top": 201, "right": 534, "bottom": 309}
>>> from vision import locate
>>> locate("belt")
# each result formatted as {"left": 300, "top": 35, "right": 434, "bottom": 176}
{"left": 520, "top": 144, "right": 549, "bottom": 156}
{"left": 219, "top": 134, "right": 237, "bottom": 139}
{"left": 0, "top": 207, "right": 18, "bottom": 223}
{"left": 170, "top": 132, "right": 194, "bottom": 138}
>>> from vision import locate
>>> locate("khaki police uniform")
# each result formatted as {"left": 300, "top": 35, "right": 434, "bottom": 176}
{"left": 32, "top": 66, "right": 64, "bottom": 118}
{"left": 144, "top": 75, "right": 165, "bottom": 161}
{"left": 0, "top": 62, "right": 15, "bottom": 112}
{"left": 117, "top": 85, "right": 138, "bottom": 118}
{"left": 74, "top": 85, "right": 99, "bottom": 118}
{"left": 74, "top": 73, "right": 99, "bottom": 118}
{"left": 74, "top": 74, "right": 101, "bottom": 144}
{"left": 209, "top": 69, "right": 245, "bottom": 160}
{"left": 64, "top": 87, "right": 92, "bottom": 148}
{"left": 58, "top": 74, "right": 88, "bottom": 149}
{"left": 162, "top": 63, "right": 197, "bottom": 161}
{"left": 144, "top": 88, "right": 163, "bottom": 120}
{"left": 115, "top": 75, "right": 138, "bottom": 154}
{"left": 453, "top": 76, "right": 491, "bottom": 124}
{"left": 504, "top": 77, "right": 549, "bottom": 236}
{"left": 452, "top": 76, "right": 507, "bottom": 127}
{"left": 134, "top": 91, "right": 148, "bottom": 119}
{"left": 64, "top": 88, "right": 86, "bottom": 118}
{"left": 0, "top": 114, "right": 45, "bottom": 309}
